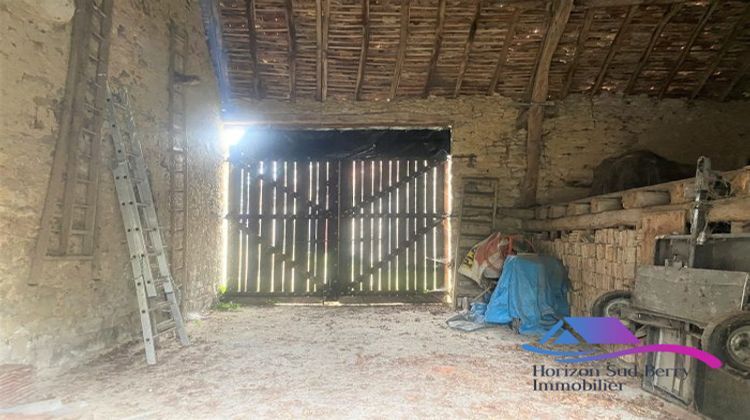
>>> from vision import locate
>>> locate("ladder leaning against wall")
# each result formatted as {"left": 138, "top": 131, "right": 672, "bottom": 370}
{"left": 105, "top": 84, "right": 189, "bottom": 365}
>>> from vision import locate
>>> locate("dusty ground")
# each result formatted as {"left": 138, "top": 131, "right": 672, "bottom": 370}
{"left": 28, "top": 305, "right": 696, "bottom": 419}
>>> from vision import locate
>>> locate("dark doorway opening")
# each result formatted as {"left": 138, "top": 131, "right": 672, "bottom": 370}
{"left": 226, "top": 128, "right": 451, "bottom": 301}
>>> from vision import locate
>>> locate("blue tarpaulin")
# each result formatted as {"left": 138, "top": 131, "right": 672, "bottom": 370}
{"left": 484, "top": 255, "right": 570, "bottom": 336}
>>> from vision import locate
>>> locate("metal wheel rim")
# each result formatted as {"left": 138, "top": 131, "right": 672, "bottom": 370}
{"left": 727, "top": 325, "right": 750, "bottom": 370}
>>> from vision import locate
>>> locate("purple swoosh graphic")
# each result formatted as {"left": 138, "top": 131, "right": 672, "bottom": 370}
{"left": 555, "top": 344, "right": 723, "bottom": 369}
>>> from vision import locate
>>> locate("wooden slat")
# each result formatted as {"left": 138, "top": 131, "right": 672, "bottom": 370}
{"left": 259, "top": 161, "right": 274, "bottom": 292}
{"left": 295, "top": 161, "right": 310, "bottom": 294}
{"left": 625, "top": 3, "right": 682, "bottom": 94}
{"left": 397, "top": 160, "right": 408, "bottom": 291}
{"left": 273, "top": 161, "right": 285, "bottom": 293}
{"left": 519, "top": 0, "right": 574, "bottom": 207}
{"left": 454, "top": 0, "right": 482, "bottom": 97}
{"left": 691, "top": 4, "right": 750, "bottom": 99}
{"left": 591, "top": 5, "right": 637, "bottom": 94}
{"left": 247, "top": 162, "right": 262, "bottom": 293}
{"left": 658, "top": 0, "right": 718, "bottom": 99}
{"left": 488, "top": 8, "right": 522, "bottom": 95}
{"left": 354, "top": 0, "right": 370, "bottom": 101}
{"left": 423, "top": 0, "right": 446, "bottom": 98}
{"left": 390, "top": 0, "right": 410, "bottom": 100}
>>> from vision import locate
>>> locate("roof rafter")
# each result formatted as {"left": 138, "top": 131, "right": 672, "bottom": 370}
{"left": 390, "top": 0, "right": 411, "bottom": 100}
{"left": 316, "top": 0, "right": 329, "bottom": 101}
{"left": 691, "top": 3, "right": 750, "bottom": 100}
{"left": 454, "top": 0, "right": 482, "bottom": 97}
{"left": 720, "top": 49, "right": 750, "bottom": 101}
{"left": 624, "top": 2, "right": 682, "bottom": 95}
{"left": 591, "top": 4, "right": 638, "bottom": 94}
{"left": 244, "top": 0, "right": 261, "bottom": 98}
{"left": 487, "top": 8, "right": 522, "bottom": 95}
{"left": 354, "top": 0, "right": 371, "bottom": 101}
{"left": 423, "top": 0, "right": 446, "bottom": 97}
{"left": 284, "top": 0, "right": 297, "bottom": 100}
{"left": 561, "top": 8, "right": 594, "bottom": 97}
{"left": 658, "top": 0, "right": 718, "bottom": 99}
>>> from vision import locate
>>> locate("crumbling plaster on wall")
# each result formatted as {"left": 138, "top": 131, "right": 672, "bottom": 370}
{"left": 0, "top": 0, "right": 222, "bottom": 369}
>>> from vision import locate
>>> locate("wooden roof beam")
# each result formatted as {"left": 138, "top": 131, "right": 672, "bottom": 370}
{"left": 691, "top": 4, "right": 750, "bottom": 100}
{"left": 592, "top": 5, "right": 637, "bottom": 94}
{"left": 390, "top": 0, "right": 410, "bottom": 100}
{"left": 454, "top": 0, "right": 482, "bottom": 97}
{"left": 244, "top": 0, "right": 261, "bottom": 98}
{"left": 284, "top": 0, "right": 297, "bottom": 100}
{"left": 658, "top": 0, "right": 718, "bottom": 99}
{"left": 578, "top": 0, "right": 683, "bottom": 8}
{"left": 624, "top": 3, "right": 681, "bottom": 94}
{"left": 316, "top": 0, "right": 329, "bottom": 101}
{"left": 519, "top": 0, "right": 574, "bottom": 207}
{"left": 487, "top": 8, "right": 522, "bottom": 95}
{"left": 561, "top": 9, "right": 594, "bottom": 97}
{"left": 720, "top": 50, "right": 750, "bottom": 101}
{"left": 423, "top": 0, "right": 446, "bottom": 98}
{"left": 354, "top": 0, "right": 371, "bottom": 100}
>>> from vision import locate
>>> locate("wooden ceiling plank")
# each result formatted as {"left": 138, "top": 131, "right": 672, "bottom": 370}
{"left": 316, "top": 0, "right": 330, "bottom": 101}
{"left": 520, "top": 0, "right": 574, "bottom": 207}
{"left": 624, "top": 3, "right": 682, "bottom": 94}
{"left": 454, "top": 0, "right": 482, "bottom": 97}
{"left": 244, "top": 0, "right": 261, "bottom": 98}
{"left": 487, "top": 8, "right": 523, "bottom": 95}
{"left": 658, "top": 0, "right": 718, "bottom": 99}
{"left": 720, "top": 50, "right": 750, "bottom": 101}
{"left": 592, "top": 4, "right": 638, "bottom": 94}
{"left": 354, "top": 0, "right": 371, "bottom": 101}
{"left": 691, "top": 3, "right": 750, "bottom": 100}
{"left": 561, "top": 8, "right": 594, "bottom": 98}
{"left": 390, "top": 0, "right": 411, "bottom": 100}
{"left": 284, "top": 0, "right": 297, "bottom": 100}
{"left": 423, "top": 0, "right": 447, "bottom": 98}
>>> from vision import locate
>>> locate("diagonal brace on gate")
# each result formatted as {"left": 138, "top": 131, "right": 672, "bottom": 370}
{"left": 236, "top": 223, "right": 327, "bottom": 288}
{"left": 342, "top": 157, "right": 446, "bottom": 217}
{"left": 349, "top": 217, "right": 444, "bottom": 286}
{"left": 239, "top": 164, "right": 333, "bottom": 217}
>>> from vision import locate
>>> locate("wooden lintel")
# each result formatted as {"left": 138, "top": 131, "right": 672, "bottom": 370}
{"left": 561, "top": 8, "right": 593, "bottom": 98}
{"left": 454, "top": 0, "right": 482, "bottom": 97}
{"left": 390, "top": 0, "right": 410, "bottom": 100}
{"left": 691, "top": 4, "right": 750, "bottom": 100}
{"left": 720, "top": 50, "right": 750, "bottom": 101}
{"left": 245, "top": 0, "right": 261, "bottom": 98}
{"left": 658, "top": 0, "right": 718, "bottom": 99}
{"left": 284, "top": 0, "right": 297, "bottom": 100}
{"left": 423, "top": 0, "right": 446, "bottom": 98}
{"left": 519, "top": 0, "right": 574, "bottom": 207}
{"left": 591, "top": 5, "right": 637, "bottom": 94}
{"left": 488, "top": 8, "right": 522, "bottom": 95}
{"left": 625, "top": 3, "right": 681, "bottom": 95}
{"left": 354, "top": 0, "right": 370, "bottom": 101}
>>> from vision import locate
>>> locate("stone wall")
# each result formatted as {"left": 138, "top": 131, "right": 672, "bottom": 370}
{"left": 534, "top": 229, "right": 639, "bottom": 316}
{"left": 0, "top": 0, "right": 223, "bottom": 370}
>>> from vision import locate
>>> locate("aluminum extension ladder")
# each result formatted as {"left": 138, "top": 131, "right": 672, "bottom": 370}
{"left": 105, "top": 84, "right": 189, "bottom": 364}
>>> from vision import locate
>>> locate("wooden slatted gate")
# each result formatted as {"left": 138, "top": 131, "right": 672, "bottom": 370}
{"left": 226, "top": 157, "right": 449, "bottom": 299}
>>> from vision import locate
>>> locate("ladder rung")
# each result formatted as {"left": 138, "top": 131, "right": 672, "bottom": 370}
{"left": 88, "top": 54, "right": 100, "bottom": 63}
{"left": 91, "top": 3, "right": 108, "bottom": 17}
{"left": 71, "top": 229, "right": 92, "bottom": 235}
{"left": 76, "top": 177, "right": 92, "bottom": 184}
{"left": 149, "top": 301, "right": 171, "bottom": 312}
{"left": 91, "top": 31, "right": 103, "bottom": 41}
{"left": 156, "top": 319, "right": 176, "bottom": 332}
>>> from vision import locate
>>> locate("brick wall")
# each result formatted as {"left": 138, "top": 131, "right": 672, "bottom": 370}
{"left": 534, "top": 228, "right": 639, "bottom": 316}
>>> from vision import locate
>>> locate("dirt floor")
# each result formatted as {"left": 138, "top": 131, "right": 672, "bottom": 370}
{"left": 26, "top": 305, "right": 696, "bottom": 419}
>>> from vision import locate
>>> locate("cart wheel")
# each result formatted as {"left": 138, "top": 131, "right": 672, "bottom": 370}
{"left": 702, "top": 311, "right": 750, "bottom": 373}
{"left": 591, "top": 290, "right": 632, "bottom": 319}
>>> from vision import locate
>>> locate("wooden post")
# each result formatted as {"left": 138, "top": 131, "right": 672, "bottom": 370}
{"left": 519, "top": 0, "right": 573, "bottom": 207}
{"left": 226, "top": 164, "right": 243, "bottom": 294}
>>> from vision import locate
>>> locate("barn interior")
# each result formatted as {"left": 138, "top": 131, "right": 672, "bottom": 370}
{"left": 1, "top": 0, "right": 750, "bottom": 418}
